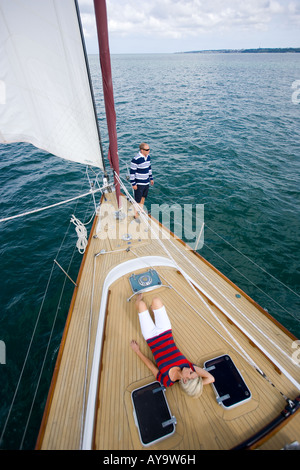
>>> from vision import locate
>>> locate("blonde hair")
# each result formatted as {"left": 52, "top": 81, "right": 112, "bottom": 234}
{"left": 180, "top": 376, "right": 203, "bottom": 399}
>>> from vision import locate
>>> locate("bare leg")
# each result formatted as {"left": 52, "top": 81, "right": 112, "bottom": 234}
{"left": 151, "top": 297, "right": 163, "bottom": 310}
{"left": 139, "top": 197, "right": 145, "bottom": 214}
{"left": 134, "top": 197, "right": 145, "bottom": 219}
{"left": 135, "top": 294, "right": 147, "bottom": 313}
{"left": 151, "top": 297, "right": 171, "bottom": 331}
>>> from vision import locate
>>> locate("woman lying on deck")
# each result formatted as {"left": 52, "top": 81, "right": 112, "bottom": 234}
{"left": 130, "top": 295, "right": 214, "bottom": 398}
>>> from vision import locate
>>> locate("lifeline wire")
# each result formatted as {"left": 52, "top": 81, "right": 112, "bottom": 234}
{"left": 0, "top": 174, "right": 93, "bottom": 448}
{"left": 115, "top": 172, "right": 300, "bottom": 391}
{"left": 0, "top": 188, "right": 104, "bottom": 223}
{"left": 120, "top": 170, "right": 299, "bottom": 324}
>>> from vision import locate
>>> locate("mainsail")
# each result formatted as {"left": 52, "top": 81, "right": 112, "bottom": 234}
{"left": 0, "top": 0, "right": 103, "bottom": 169}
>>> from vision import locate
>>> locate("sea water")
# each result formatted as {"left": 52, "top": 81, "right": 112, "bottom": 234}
{"left": 0, "top": 53, "right": 299, "bottom": 449}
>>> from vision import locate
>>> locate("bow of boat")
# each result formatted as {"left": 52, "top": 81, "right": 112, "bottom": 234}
{"left": 36, "top": 191, "right": 300, "bottom": 450}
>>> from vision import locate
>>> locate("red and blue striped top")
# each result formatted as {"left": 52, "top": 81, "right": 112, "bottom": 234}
{"left": 146, "top": 329, "right": 195, "bottom": 387}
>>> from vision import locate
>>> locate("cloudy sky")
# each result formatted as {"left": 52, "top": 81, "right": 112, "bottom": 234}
{"left": 78, "top": 0, "right": 300, "bottom": 54}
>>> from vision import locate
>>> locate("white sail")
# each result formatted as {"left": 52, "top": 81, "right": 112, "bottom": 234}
{"left": 0, "top": 0, "right": 103, "bottom": 169}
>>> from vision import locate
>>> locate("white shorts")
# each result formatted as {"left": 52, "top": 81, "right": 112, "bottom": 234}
{"left": 138, "top": 305, "right": 172, "bottom": 341}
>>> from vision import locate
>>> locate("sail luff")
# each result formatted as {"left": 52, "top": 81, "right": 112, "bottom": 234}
{"left": 93, "top": 0, "right": 120, "bottom": 205}
{"left": 0, "top": 0, "right": 103, "bottom": 169}
{"left": 74, "top": 0, "right": 106, "bottom": 173}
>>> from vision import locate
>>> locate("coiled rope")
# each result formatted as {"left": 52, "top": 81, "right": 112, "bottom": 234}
{"left": 70, "top": 215, "right": 88, "bottom": 254}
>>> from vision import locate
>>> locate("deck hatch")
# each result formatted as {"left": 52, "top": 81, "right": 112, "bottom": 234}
{"left": 131, "top": 381, "right": 176, "bottom": 447}
{"left": 204, "top": 355, "right": 251, "bottom": 409}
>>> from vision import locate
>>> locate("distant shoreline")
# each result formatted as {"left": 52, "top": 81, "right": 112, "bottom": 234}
{"left": 178, "top": 47, "right": 300, "bottom": 54}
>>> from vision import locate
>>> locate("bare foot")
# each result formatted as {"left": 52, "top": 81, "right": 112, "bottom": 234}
{"left": 135, "top": 293, "right": 143, "bottom": 308}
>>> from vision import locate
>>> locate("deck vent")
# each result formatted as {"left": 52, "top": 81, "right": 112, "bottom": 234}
{"left": 129, "top": 269, "right": 162, "bottom": 294}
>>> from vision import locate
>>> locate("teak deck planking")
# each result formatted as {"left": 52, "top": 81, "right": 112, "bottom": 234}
{"left": 37, "top": 192, "right": 300, "bottom": 450}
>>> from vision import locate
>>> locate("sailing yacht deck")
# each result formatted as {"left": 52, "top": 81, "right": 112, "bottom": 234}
{"left": 37, "top": 191, "right": 300, "bottom": 450}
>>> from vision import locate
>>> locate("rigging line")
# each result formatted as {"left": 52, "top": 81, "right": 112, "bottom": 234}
{"left": 0, "top": 188, "right": 104, "bottom": 223}
{"left": 1, "top": 178, "right": 87, "bottom": 447}
{"left": 151, "top": 202, "right": 297, "bottom": 323}
{"left": 166, "top": 236, "right": 298, "bottom": 367}
{"left": 20, "top": 240, "right": 79, "bottom": 449}
{"left": 150, "top": 196, "right": 299, "bottom": 300}
{"left": 130, "top": 247, "right": 297, "bottom": 399}
{"left": 54, "top": 259, "right": 77, "bottom": 286}
{"left": 81, "top": 210, "right": 96, "bottom": 227}
{"left": 86, "top": 166, "right": 103, "bottom": 193}
{"left": 85, "top": 166, "right": 104, "bottom": 213}
{"left": 116, "top": 174, "right": 261, "bottom": 372}
{"left": 152, "top": 200, "right": 299, "bottom": 366}
{"left": 205, "top": 242, "right": 299, "bottom": 322}
{"left": 205, "top": 224, "right": 300, "bottom": 299}
{"left": 19, "top": 254, "right": 72, "bottom": 449}
{"left": 116, "top": 174, "right": 299, "bottom": 389}
{"left": 19, "top": 181, "right": 91, "bottom": 448}
{"left": 74, "top": 0, "right": 106, "bottom": 172}
{"left": 129, "top": 248, "right": 290, "bottom": 399}
{"left": 0, "top": 261, "right": 56, "bottom": 447}
{"left": 119, "top": 168, "right": 297, "bottom": 301}
{"left": 129, "top": 249, "right": 253, "bottom": 365}
{"left": 86, "top": 165, "right": 103, "bottom": 179}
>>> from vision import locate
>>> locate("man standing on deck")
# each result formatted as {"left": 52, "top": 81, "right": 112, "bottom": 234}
{"left": 130, "top": 143, "right": 154, "bottom": 220}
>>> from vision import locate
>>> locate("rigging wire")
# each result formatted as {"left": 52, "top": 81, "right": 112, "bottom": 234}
{"left": 204, "top": 242, "right": 299, "bottom": 323}
{"left": 205, "top": 224, "right": 300, "bottom": 300}
{"left": 115, "top": 172, "right": 300, "bottom": 393}
{"left": 0, "top": 173, "right": 96, "bottom": 449}
{"left": 1, "top": 168, "right": 298, "bottom": 447}
{"left": 118, "top": 171, "right": 299, "bottom": 326}
{"left": 165, "top": 235, "right": 297, "bottom": 366}
{"left": 0, "top": 259, "right": 56, "bottom": 449}
{"left": 0, "top": 187, "right": 104, "bottom": 223}
{"left": 19, "top": 243, "right": 78, "bottom": 449}
{"left": 129, "top": 248, "right": 294, "bottom": 404}
{"left": 146, "top": 182, "right": 298, "bottom": 324}
{"left": 19, "top": 209, "right": 93, "bottom": 448}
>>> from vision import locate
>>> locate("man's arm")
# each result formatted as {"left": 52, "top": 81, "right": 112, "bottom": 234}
{"left": 130, "top": 158, "right": 137, "bottom": 188}
{"left": 130, "top": 340, "right": 159, "bottom": 377}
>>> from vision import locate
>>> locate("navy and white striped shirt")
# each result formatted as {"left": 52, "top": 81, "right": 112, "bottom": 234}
{"left": 130, "top": 152, "right": 153, "bottom": 187}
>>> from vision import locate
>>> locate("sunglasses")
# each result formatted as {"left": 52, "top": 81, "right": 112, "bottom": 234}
{"left": 142, "top": 148, "right": 150, "bottom": 151}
